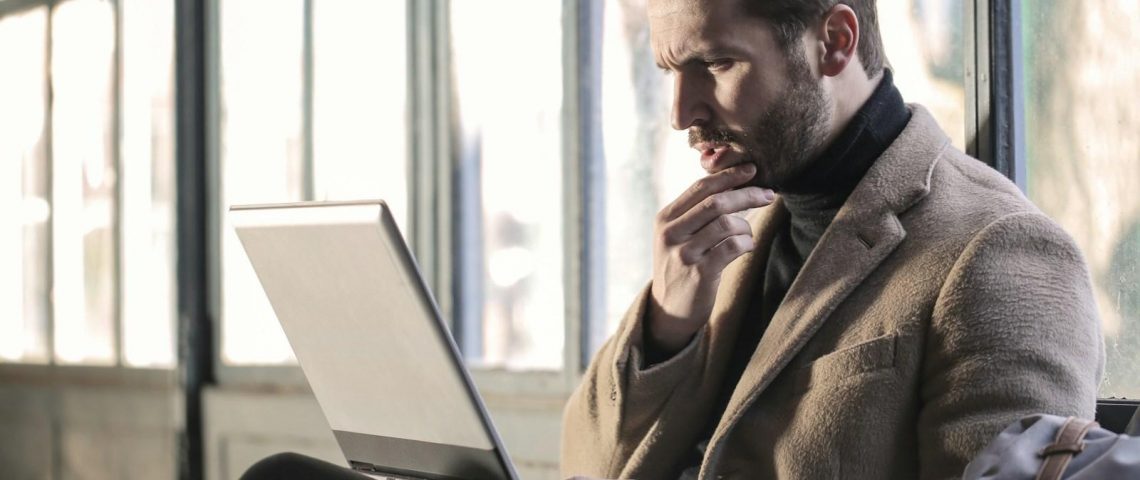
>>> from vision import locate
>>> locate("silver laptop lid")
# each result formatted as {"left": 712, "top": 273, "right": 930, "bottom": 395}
{"left": 230, "top": 200, "right": 517, "bottom": 480}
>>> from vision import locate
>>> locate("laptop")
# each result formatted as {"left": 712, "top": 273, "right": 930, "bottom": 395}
{"left": 229, "top": 200, "right": 520, "bottom": 480}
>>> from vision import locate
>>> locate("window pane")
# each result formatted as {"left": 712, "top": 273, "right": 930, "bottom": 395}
{"left": 0, "top": 7, "right": 50, "bottom": 364}
{"left": 880, "top": 0, "right": 966, "bottom": 150}
{"left": 219, "top": 0, "right": 305, "bottom": 365}
{"left": 598, "top": 0, "right": 703, "bottom": 349}
{"left": 120, "top": 0, "right": 177, "bottom": 367}
{"left": 51, "top": 0, "right": 118, "bottom": 365}
{"left": 1023, "top": 1, "right": 1140, "bottom": 398}
{"left": 311, "top": 0, "right": 407, "bottom": 231}
{"left": 451, "top": 0, "right": 565, "bottom": 370}
{"left": 597, "top": 0, "right": 968, "bottom": 352}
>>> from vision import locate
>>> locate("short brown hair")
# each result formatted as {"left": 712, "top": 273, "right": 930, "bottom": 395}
{"left": 742, "top": 0, "right": 885, "bottom": 78}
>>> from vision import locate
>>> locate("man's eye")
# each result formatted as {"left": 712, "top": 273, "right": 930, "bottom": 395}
{"left": 704, "top": 60, "right": 733, "bottom": 72}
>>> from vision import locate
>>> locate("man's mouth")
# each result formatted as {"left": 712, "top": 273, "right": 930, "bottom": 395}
{"left": 696, "top": 142, "right": 733, "bottom": 172}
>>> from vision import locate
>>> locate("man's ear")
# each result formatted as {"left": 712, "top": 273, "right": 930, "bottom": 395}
{"left": 817, "top": 4, "right": 860, "bottom": 77}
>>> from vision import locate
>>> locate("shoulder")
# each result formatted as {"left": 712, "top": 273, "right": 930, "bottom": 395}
{"left": 905, "top": 146, "right": 1061, "bottom": 245}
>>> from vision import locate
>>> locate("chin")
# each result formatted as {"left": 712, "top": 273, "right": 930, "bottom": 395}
{"left": 748, "top": 164, "right": 787, "bottom": 189}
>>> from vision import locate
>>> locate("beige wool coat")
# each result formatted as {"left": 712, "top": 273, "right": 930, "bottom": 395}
{"left": 561, "top": 106, "right": 1104, "bottom": 480}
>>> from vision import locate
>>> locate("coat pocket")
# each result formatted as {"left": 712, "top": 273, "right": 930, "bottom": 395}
{"left": 790, "top": 332, "right": 899, "bottom": 394}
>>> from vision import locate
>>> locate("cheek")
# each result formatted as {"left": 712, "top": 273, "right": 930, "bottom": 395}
{"left": 714, "top": 66, "right": 775, "bottom": 129}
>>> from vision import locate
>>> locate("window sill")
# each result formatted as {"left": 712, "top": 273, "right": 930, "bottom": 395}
{"left": 0, "top": 363, "right": 176, "bottom": 389}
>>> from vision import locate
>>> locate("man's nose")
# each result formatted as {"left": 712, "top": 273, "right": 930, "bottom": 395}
{"left": 670, "top": 72, "right": 711, "bottom": 131}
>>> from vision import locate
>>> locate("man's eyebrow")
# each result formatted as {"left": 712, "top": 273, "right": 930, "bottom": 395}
{"left": 655, "top": 47, "right": 747, "bottom": 71}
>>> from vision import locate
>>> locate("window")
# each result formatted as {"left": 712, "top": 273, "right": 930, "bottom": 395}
{"left": 120, "top": 0, "right": 177, "bottom": 367}
{"left": 1022, "top": 0, "right": 1140, "bottom": 398}
{"left": 597, "top": 0, "right": 704, "bottom": 350}
{"left": 450, "top": 0, "right": 566, "bottom": 371}
{"left": 217, "top": 0, "right": 408, "bottom": 367}
{"left": 0, "top": 0, "right": 176, "bottom": 368}
{"left": 51, "top": 0, "right": 118, "bottom": 365}
{"left": 217, "top": 0, "right": 306, "bottom": 366}
{"left": 206, "top": 0, "right": 1138, "bottom": 404}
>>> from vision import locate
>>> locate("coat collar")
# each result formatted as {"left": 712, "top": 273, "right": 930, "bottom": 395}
{"left": 701, "top": 105, "right": 951, "bottom": 474}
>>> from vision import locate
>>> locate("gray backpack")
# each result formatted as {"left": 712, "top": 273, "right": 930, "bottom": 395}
{"left": 962, "top": 413, "right": 1140, "bottom": 479}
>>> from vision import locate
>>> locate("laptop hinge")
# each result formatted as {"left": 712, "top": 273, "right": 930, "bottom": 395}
{"left": 349, "top": 460, "right": 433, "bottom": 480}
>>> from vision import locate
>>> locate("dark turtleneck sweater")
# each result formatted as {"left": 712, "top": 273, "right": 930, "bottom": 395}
{"left": 675, "top": 70, "right": 911, "bottom": 477}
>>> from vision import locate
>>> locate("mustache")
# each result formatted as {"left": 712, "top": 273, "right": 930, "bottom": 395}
{"left": 688, "top": 126, "right": 744, "bottom": 148}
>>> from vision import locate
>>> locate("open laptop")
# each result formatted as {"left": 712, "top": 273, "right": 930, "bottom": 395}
{"left": 229, "top": 200, "right": 520, "bottom": 480}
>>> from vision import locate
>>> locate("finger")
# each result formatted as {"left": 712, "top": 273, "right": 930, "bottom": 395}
{"left": 658, "top": 163, "right": 756, "bottom": 222}
{"left": 677, "top": 213, "right": 752, "bottom": 262}
{"left": 666, "top": 187, "right": 773, "bottom": 240}
{"left": 699, "top": 233, "right": 755, "bottom": 275}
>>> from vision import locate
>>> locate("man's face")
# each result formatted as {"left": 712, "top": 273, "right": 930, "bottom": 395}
{"left": 649, "top": 0, "right": 832, "bottom": 190}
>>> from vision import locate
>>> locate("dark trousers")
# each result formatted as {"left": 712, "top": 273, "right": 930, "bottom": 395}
{"left": 240, "top": 452, "right": 371, "bottom": 480}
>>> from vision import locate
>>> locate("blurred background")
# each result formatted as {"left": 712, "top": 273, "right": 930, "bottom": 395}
{"left": 0, "top": 0, "right": 1136, "bottom": 478}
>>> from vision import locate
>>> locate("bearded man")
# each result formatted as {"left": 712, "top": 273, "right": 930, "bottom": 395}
{"left": 560, "top": 0, "right": 1103, "bottom": 479}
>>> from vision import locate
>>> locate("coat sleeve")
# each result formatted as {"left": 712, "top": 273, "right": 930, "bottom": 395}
{"left": 918, "top": 212, "right": 1105, "bottom": 479}
{"left": 560, "top": 284, "right": 711, "bottom": 479}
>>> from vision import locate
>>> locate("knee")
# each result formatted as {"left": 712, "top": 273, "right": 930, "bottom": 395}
{"left": 239, "top": 452, "right": 310, "bottom": 480}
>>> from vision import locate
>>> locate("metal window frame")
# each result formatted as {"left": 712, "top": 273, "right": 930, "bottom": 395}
{"left": 569, "top": 0, "right": 605, "bottom": 375}
{"left": 968, "top": 0, "right": 1027, "bottom": 190}
{"left": 175, "top": 1, "right": 212, "bottom": 479}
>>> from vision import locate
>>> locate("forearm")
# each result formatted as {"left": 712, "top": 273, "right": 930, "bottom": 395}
{"left": 561, "top": 286, "right": 709, "bottom": 478}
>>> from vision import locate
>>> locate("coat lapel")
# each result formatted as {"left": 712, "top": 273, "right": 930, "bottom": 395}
{"left": 702, "top": 105, "right": 951, "bottom": 470}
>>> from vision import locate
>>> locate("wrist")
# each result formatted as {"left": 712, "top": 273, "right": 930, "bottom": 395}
{"left": 645, "top": 301, "right": 698, "bottom": 355}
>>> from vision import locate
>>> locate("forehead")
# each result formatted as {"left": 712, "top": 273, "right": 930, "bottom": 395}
{"left": 647, "top": 0, "right": 773, "bottom": 64}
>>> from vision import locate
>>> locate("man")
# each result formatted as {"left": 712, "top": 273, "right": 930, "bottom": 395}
{"left": 560, "top": 0, "right": 1103, "bottom": 479}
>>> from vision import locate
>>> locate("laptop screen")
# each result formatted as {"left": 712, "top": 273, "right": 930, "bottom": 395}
{"left": 231, "top": 201, "right": 515, "bottom": 479}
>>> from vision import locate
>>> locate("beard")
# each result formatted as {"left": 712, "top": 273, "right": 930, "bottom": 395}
{"left": 688, "top": 50, "right": 831, "bottom": 190}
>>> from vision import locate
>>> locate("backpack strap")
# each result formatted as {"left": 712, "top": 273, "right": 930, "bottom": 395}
{"left": 1035, "top": 416, "right": 1099, "bottom": 480}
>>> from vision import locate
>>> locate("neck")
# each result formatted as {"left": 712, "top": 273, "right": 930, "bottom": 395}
{"left": 775, "top": 68, "right": 910, "bottom": 260}
{"left": 821, "top": 71, "right": 885, "bottom": 153}
{"left": 779, "top": 68, "right": 908, "bottom": 197}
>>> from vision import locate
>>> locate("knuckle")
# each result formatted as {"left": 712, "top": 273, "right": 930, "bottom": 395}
{"left": 732, "top": 218, "right": 752, "bottom": 236}
{"left": 691, "top": 180, "right": 709, "bottom": 195}
{"left": 730, "top": 235, "right": 753, "bottom": 252}
{"left": 695, "top": 260, "right": 718, "bottom": 278}
{"left": 702, "top": 195, "right": 724, "bottom": 212}
{"left": 676, "top": 248, "right": 699, "bottom": 266}
{"left": 716, "top": 214, "right": 734, "bottom": 231}
{"left": 659, "top": 225, "right": 681, "bottom": 246}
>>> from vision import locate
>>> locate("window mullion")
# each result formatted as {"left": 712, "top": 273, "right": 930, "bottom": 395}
{"left": 973, "top": 0, "right": 994, "bottom": 168}
{"left": 44, "top": 0, "right": 57, "bottom": 366}
{"left": 987, "top": 0, "right": 1027, "bottom": 189}
{"left": 408, "top": 0, "right": 457, "bottom": 335}
{"left": 563, "top": 0, "right": 605, "bottom": 377}
{"left": 174, "top": 0, "right": 212, "bottom": 476}
{"left": 964, "top": 0, "right": 979, "bottom": 159}
{"left": 112, "top": 0, "right": 125, "bottom": 368}
{"left": 301, "top": 0, "right": 314, "bottom": 201}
